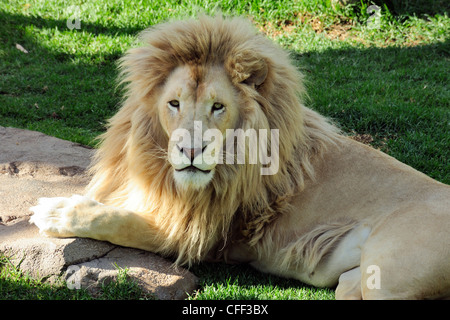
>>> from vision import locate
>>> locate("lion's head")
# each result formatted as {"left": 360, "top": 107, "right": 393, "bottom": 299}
{"left": 87, "top": 15, "right": 339, "bottom": 264}
{"left": 160, "top": 64, "right": 240, "bottom": 190}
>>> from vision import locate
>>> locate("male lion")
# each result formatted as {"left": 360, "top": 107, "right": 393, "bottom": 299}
{"left": 30, "top": 15, "right": 449, "bottom": 299}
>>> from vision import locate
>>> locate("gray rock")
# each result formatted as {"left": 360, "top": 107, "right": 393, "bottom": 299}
{"left": 0, "top": 126, "right": 197, "bottom": 299}
{"left": 0, "top": 217, "right": 115, "bottom": 278}
{"left": 66, "top": 247, "right": 198, "bottom": 300}
{"left": 0, "top": 126, "right": 92, "bottom": 223}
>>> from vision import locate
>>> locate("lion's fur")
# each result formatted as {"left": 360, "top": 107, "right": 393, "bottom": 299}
{"left": 86, "top": 15, "right": 340, "bottom": 265}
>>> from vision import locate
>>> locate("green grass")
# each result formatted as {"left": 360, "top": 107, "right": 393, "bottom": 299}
{"left": 0, "top": 0, "right": 448, "bottom": 300}
{"left": 0, "top": 254, "right": 149, "bottom": 300}
{"left": 189, "top": 263, "right": 334, "bottom": 300}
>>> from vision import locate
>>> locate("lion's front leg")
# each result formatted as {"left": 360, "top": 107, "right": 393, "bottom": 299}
{"left": 30, "top": 195, "right": 162, "bottom": 252}
{"left": 30, "top": 195, "right": 98, "bottom": 238}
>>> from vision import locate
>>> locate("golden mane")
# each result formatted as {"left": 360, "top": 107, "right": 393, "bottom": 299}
{"left": 87, "top": 15, "right": 340, "bottom": 265}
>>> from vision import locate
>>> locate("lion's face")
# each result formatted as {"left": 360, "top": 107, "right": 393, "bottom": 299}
{"left": 158, "top": 65, "right": 240, "bottom": 190}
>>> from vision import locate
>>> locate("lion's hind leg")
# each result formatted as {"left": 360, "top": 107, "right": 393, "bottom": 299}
{"left": 335, "top": 267, "right": 362, "bottom": 300}
{"left": 359, "top": 207, "right": 450, "bottom": 299}
{"left": 253, "top": 221, "right": 371, "bottom": 289}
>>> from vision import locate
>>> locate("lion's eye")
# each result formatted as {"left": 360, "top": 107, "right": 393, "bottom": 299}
{"left": 168, "top": 100, "right": 180, "bottom": 112}
{"left": 168, "top": 100, "right": 180, "bottom": 108}
{"left": 212, "top": 102, "right": 224, "bottom": 114}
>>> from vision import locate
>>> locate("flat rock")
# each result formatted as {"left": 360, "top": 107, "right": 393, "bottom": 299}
{"left": 0, "top": 217, "right": 115, "bottom": 278}
{"left": 0, "top": 126, "right": 93, "bottom": 223}
{"left": 0, "top": 126, "right": 197, "bottom": 299}
{"left": 66, "top": 247, "right": 197, "bottom": 300}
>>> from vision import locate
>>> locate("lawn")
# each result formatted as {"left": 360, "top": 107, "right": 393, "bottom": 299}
{"left": 0, "top": 0, "right": 448, "bottom": 300}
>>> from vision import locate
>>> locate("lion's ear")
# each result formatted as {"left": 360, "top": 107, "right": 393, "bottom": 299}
{"left": 226, "top": 51, "right": 268, "bottom": 88}
{"left": 243, "top": 61, "right": 268, "bottom": 88}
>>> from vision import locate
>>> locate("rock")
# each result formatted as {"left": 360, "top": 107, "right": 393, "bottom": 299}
{"left": 66, "top": 247, "right": 198, "bottom": 300}
{"left": 0, "top": 126, "right": 197, "bottom": 299}
{"left": 0, "top": 126, "right": 93, "bottom": 223}
{"left": 0, "top": 217, "right": 115, "bottom": 278}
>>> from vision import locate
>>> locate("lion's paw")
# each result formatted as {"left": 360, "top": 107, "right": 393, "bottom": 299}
{"left": 29, "top": 195, "right": 95, "bottom": 238}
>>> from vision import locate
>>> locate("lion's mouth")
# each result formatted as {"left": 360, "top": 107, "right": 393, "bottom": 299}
{"left": 175, "top": 165, "right": 211, "bottom": 174}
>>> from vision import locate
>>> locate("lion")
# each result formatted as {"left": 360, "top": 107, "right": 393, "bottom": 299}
{"left": 30, "top": 15, "right": 450, "bottom": 299}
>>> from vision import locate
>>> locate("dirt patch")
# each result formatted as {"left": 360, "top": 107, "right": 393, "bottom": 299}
{"left": 348, "top": 131, "right": 390, "bottom": 152}
{"left": 255, "top": 12, "right": 356, "bottom": 42}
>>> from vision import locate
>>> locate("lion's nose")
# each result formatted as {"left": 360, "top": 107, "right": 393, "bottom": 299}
{"left": 178, "top": 146, "right": 206, "bottom": 162}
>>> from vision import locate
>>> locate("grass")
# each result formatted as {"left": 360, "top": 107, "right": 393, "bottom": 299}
{"left": 0, "top": 0, "right": 448, "bottom": 300}
{"left": 189, "top": 263, "right": 334, "bottom": 300}
{"left": 0, "top": 254, "right": 148, "bottom": 300}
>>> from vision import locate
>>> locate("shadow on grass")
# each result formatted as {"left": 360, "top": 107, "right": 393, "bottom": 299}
{"left": 370, "top": 0, "right": 449, "bottom": 17}
{"left": 0, "top": 277, "right": 88, "bottom": 300}
{"left": 1, "top": 10, "right": 144, "bottom": 39}
{"left": 0, "top": 10, "right": 135, "bottom": 145}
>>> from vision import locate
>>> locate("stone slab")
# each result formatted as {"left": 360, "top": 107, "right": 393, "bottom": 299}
{"left": 0, "top": 126, "right": 197, "bottom": 299}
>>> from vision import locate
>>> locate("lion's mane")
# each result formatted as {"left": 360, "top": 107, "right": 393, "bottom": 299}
{"left": 87, "top": 15, "right": 339, "bottom": 265}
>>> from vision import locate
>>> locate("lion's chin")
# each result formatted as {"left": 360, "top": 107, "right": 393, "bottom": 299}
{"left": 173, "top": 167, "right": 214, "bottom": 191}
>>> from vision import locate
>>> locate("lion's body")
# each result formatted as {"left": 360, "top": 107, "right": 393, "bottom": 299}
{"left": 30, "top": 15, "right": 450, "bottom": 299}
{"left": 239, "top": 136, "right": 450, "bottom": 298}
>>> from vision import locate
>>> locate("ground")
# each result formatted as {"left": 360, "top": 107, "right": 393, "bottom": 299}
{"left": 0, "top": 0, "right": 448, "bottom": 300}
